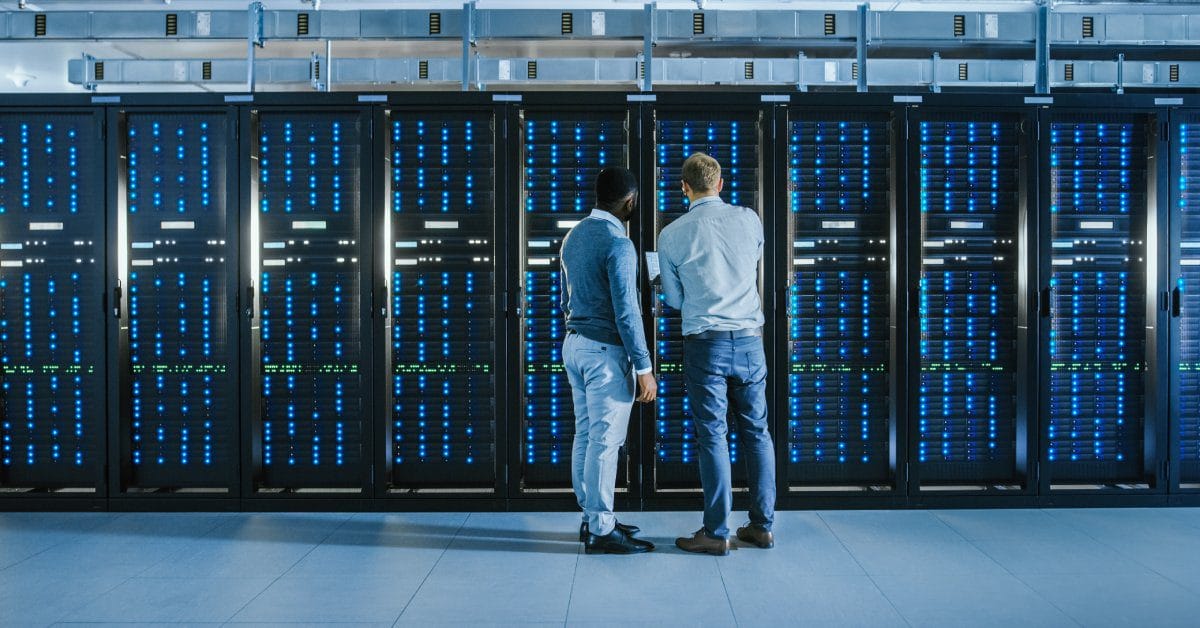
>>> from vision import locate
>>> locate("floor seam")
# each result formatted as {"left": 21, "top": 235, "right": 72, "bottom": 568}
{"left": 391, "top": 510, "right": 470, "bottom": 627}
{"left": 563, "top": 539, "right": 582, "bottom": 628}
{"left": 815, "top": 511, "right": 913, "bottom": 628}
{"left": 224, "top": 513, "right": 354, "bottom": 624}
{"left": 713, "top": 554, "right": 740, "bottom": 627}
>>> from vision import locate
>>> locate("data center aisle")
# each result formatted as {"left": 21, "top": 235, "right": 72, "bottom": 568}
{"left": 2, "top": 508, "right": 1200, "bottom": 627}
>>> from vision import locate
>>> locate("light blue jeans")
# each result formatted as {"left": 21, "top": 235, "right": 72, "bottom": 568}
{"left": 563, "top": 331, "right": 635, "bottom": 537}
{"left": 684, "top": 335, "right": 776, "bottom": 539}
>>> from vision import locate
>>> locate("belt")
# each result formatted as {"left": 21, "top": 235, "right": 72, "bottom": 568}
{"left": 684, "top": 328, "right": 762, "bottom": 341}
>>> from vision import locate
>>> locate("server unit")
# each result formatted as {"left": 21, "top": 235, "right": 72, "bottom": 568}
{"left": 1174, "top": 112, "right": 1200, "bottom": 488}
{"left": 115, "top": 110, "right": 240, "bottom": 493}
{"left": 783, "top": 109, "right": 896, "bottom": 490}
{"left": 909, "top": 110, "right": 1034, "bottom": 490}
{"left": 383, "top": 109, "right": 500, "bottom": 492}
{"left": 649, "top": 108, "right": 763, "bottom": 492}
{"left": 247, "top": 109, "right": 373, "bottom": 493}
{"left": 0, "top": 111, "right": 107, "bottom": 493}
{"left": 1040, "top": 111, "right": 1161, "bottom": 490}
{"left": 515, "top": 108, "right": 631, "bottom": 491}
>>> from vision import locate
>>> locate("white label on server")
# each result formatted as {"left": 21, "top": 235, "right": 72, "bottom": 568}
{"left": 498, "top": 60, "right": 511, "bottom": 81}
{"left": 925, "top": 258, "right": 945, "bottom": 265}
{"left": 263, "top": 241, "right": 286, "bottom": 249}
{"left": 528, "top": 240, "right": 552, "bottom": 248}
{"left": 950, "top": 220, "right": 984, "bottom": 230}
{"left": 1182, "top": 242, "right": 1200, "bottom": 249}
{"left": 131, "top": 259, "right": 154, "bottom": 267}
{"left": 1052, "top": 258, "right": 1074, "bottom": 266}
{"left": 591, "top": 11, "right": 606, "bottom": 36}
{"left": 1052, "top": 241, "right": 1074, "bottom": 248}
{"left": 292, "top": 221, "right": 327, "bottom": 230}
{"left": 924, "top": 241, "right": 945, "bottom": 248}
{"left": 263, "top": 259, "right": 286, "bottom": 267}
{"left": 1182, "top": 259, "right": 1200, "bottom": 266}
{"left": 1143, "top": 64, "right": 1156, "bottom": 84}
{"left": 161, "top": 220, "right": 195, "bottom": 230}
{"left": 1, "top": 260, "right": 23, "bottom": 267}
{"left": 425, "top": 220, "right": 459, "bottom": 229}
{"left": 394, "top": 241, "right": 418, "bottom": 248}
{"left": 822, "top": 220, "right": 856, "bottom": 229}
{"left": 794, "top": 258, "right": 816, "bottom": 266}
{"left": 132, "top": 242, "right": 154, "bottom": 249}
{"left": 29, "top": 222, "right": 63, "bottom": 231}
{"left": 196, "top": 11, "right": 212, "bottom": 36}
{"left": 824, "top": 61, "right": 838, "bottom": 82}
{"left": 794, "top": 240, "right": 815, "bottom": 248}
{"left": 395, "top": 258, "right": 418, "bottom": 266}
{"left": 557, "top": 220, "right": 581, "bottom": 229}
{"left": 1080, "top": 220, "right": 1114, "bottom": 230}
{"left": 528, "top": 257, "right": 553, "bottom": 266}
{"left": 984, "top": 14, "right": 999, "bottom": 38}
{"left": 0, "top": 243, "right": 22, "bottom": 250}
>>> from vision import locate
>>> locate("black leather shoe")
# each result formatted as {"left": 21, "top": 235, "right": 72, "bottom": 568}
{"left": 579, "top": 520, "right": 642, "bottom": 542}
{"left": 736, "top": 524, "right": 774, "bottom": 549}
{"left": 675, "top": 528, "right": 733, "bottom": 556}
{"left": 585, "top": 528, "right": 655, "bottom": 555}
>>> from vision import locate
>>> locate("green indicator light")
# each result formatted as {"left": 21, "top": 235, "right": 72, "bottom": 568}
{"left": 393, "top": 363, "right": 491, "bottom": 374}
{"left": 132, "top": 364, "right": 229, "bottom": 375}
{"left": 791, "top": 364, "right": 888, "bottom": 374}
{"left": 524, "top": 363, "right": 565, "bottom": 374}
{"left": 263, "top": 364, "right": 360, "bottom": 374}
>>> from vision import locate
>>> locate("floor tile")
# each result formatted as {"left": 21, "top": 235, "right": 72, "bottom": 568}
{"left": 1019, "top": 573, "right": 1200, "bottom": 628}
{"left": 874, "top": 572, "right": 1077, "bottom": 628}
{"left": 820, "top": 510, "right": 964, "bottom": 545}
{"left": 971, "top": 536, "right": 1153, "bottom": 575}
{"left": 723, "top": 574, "right": 906, "bottom": 627}
{"left": 230, "top": 577, "right": 416, "bottom": 624}
{"left": 0, "top": 571, "right": 124, "bottom": 628}
{"left": 283, "top": 513, "right": 465, "bottom": 578}
{"left": 840, "top": 538, "right": 1007, "bottom": 577}
{"left": 61, "top": 577, "right": 274, "bottom": 623}
{"left": 567, "top": 552, "right": 733, "bottom": 625}
{"left": 932, "top": 509, "right": 1083, "bottom": 542}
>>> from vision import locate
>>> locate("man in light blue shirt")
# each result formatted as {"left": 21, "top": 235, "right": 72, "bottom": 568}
{"left": 660, "top": 152, "right": 776, "bottom": 556}
{"left": 560, "top": 167, "right": 657, "bottom": 555}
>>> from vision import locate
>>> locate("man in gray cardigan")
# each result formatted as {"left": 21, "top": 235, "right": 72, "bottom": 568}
{"left": 560, "top": 167, "right": 657, "bottom": 555}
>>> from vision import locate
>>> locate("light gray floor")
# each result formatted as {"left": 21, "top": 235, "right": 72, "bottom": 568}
{"left": 3, "top": 508, "right": 1200, "bottom": 627}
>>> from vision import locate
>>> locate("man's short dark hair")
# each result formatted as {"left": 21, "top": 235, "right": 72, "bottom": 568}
{"left": 595, "top": 167, "right": 639, "bottom": 212}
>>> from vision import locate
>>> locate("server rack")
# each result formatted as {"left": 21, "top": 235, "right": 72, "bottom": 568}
{"left": 379, "top": 104, "right": 504, "bottom": 498}
{"left": 510, "top": 99, "right": 637, "bottom": 499}
{"left": 243, "top": 106, "right": 375, "bottom": 497}
{"left": 907, "top": 108, "right": 1037, "bottom": 494}
{"left": 1038, "top": 109, "right": 1166, "bottom": 494}
{"left": 643, "top": 102, "right": 767, "bottom": 497}
{"left": 1171, "top": 109, "right": 1200, "bottom": 492}
{"left": 0, "top": 109, "right": 108, "bottom": 497}
{"left": 780, "top": 105, "right": 902, "bottom": 496}
{"left": 111, "top": 108, "right": 241, "bottom": 497}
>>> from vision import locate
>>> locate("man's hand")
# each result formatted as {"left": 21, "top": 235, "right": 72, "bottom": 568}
{"left": 636, "top": 372, "right": 658, "bottom": 403}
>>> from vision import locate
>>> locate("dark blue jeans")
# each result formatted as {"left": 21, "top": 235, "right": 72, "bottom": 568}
{"left": 683, "top": 335, "right": 776, "bottom": 538}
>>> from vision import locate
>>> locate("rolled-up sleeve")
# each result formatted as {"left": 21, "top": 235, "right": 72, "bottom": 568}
{"left": 607, "top": 239, "right": 653, "bottom": 373}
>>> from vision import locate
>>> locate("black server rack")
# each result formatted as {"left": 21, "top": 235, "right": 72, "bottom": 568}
{"left": 649, "top": 109, "right": 762, "bottom": 490}
{"left": 515, "top": 108, "right": 631, "bottom": 491}
{"left": 114, "top": 110, "right": 240, "bottom": 493}
{"left": 383, "top": 109, "right": 500, "bottom": 492}
{"left": 783, "top": 110, "right": 896, "bottom": 489}
{"left": 910, "top": 111, "right": 1032, "bottom": 488}
{"left": 1174, "top": 113, "right": 1200, "bottom": 487}
{"left": 1041, "top": 112, "right": 1159, "bottom": 488}
{"left": 247, "top": 109, "right": 372, "bottom": 492}
{"left": 0, "top": 111, "right": 107, "bottom": 492}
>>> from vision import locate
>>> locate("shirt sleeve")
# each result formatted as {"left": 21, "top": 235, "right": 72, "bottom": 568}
{"left": 659, "top": 234, "right": 684, "bottom": 311}
{"left": 607, "top": 239, "right": 653, "bottom": 374}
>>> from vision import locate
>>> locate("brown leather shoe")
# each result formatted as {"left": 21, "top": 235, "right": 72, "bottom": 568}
{"left": 675, "top": 528, "right": 733, "bottom": 556}
{"left": 736, "top": 524, "right": 774, "bottom": 549}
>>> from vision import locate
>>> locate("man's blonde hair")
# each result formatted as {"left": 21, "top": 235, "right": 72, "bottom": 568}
{"left": 681, "top": 152, "right": 721, "bottom": 194}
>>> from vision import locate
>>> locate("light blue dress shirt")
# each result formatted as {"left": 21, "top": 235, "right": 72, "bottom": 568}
{"left": 657, "top": 195, "right": 765, "bottom": 336}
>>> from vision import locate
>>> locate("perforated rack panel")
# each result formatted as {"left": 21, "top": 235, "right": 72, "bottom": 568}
{"left": 916, "top": 115, "right": 1021, "bottom": 483}
{"left": 786, "top": 113, "right": 892, "bottom": 486}
{"left": 519, "top": 111, "right": 628, "bottom": 487}
{"left": 652, "top": 112, "right": 760, "bottom": 488}
{"left": 388, "top": 111, "right": 496, "bottom": 488}
{"left": 1047, "top": 115, "right": 1148, "bottom": 482}
{"left": 122, "top": 112, "right": 236, "bottom": 488}
{"left": 1178, "top": 118, "right": 1200, "bottom": 483}
{"left": 255, "top": 111, "right": 365, "bottom": 489}
{"left": 0, "top": 113, "right": 105, "bottom": 489}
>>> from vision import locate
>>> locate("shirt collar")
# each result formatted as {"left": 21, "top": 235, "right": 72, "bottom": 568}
{"left": 688, "top": 195, "right": 722, "bottom": 211}
{"left": 589, "top": 208, "right": 625, "bottom": 230}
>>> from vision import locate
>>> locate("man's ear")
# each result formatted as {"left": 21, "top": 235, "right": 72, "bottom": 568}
{"left": 715, "top": 177, "right": 725, "bottom": 194}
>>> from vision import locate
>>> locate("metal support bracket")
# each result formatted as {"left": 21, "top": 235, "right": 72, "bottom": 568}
{"left": 247, "top": 1, "right": 264, "bottom": 93}
{"left": 1115, "top": 52, "right": 1125, "bottom": 95}
{"left": 80, "top": 52, "right": 97, "bottom": 91}
{"left": 642, "top": 2, "right": 655, "bottom": 92}
{"left": 931, "top": 51, "right": 941, "bottom": 93}
{"left": 856, "top": 3, "right": 868, "bottom": 93}
{"left": 462, "top": 1, "right": 475, "bottom": 91}
{"left": 1035, "top": 3, "right": 1049, "bottom": 94}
